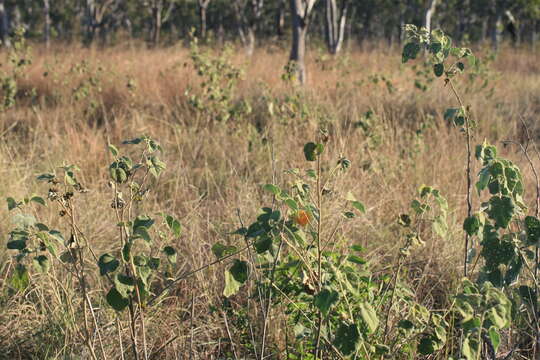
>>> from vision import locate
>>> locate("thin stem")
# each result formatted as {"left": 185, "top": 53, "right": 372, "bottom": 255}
{"left": 448, "top": 79, "right": 473, "bottom": 277}
{"left": 314, "top": 154, "right": 323, "bottom": 359}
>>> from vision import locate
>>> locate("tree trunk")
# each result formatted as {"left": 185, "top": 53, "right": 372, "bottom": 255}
{"left": 0, "top": 0, "right": 10, "bottom": 47}
{"left": 276, "top": 0, "right": 286, "bottom": 38}
{"left": 424, "top": 0, "right": 439, "bottom": 33}
{"left": 43, "top": 0, "right": 51, "bottom": 48}
{"left": 198, "top": 0, "right": 210, "bottom": 40}
{"left": 289, "top": 0, "right": 316, "bottom": 85}
{"left": 324, "top": 0, "right": 349, "bottom": 55}
{"left": 491, "top": 3, "right": 504, "bottom": 51}
{"left": 152, "top": 0, "right": 163, "bottom": 46}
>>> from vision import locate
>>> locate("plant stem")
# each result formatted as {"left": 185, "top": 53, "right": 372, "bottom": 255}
{"left": 448, "top": 79, "right": 473, "bottom": 277}
{"left": 314, "top": 154, "right": 323, "bottom": 359}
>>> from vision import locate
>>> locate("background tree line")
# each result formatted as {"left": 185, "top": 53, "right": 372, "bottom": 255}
{"left": 0, "top": 0, "right": 537, "bottom": 83}
{"left": 0, "top": 0, "right": 538, "bottom": 49}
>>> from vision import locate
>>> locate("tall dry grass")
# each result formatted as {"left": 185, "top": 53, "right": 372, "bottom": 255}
{"left": 0, "top": 41, "right": 539, "bottom": 358}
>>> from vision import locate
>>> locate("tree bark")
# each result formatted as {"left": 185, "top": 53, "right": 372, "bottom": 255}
{"left": 151, "top": 0, "right": 163, "bottom": 46}
{"left": 324, "top": 0, "right": 349, "bottom": 55}
{"left": 0, "top": 0, "right": 10, "bottom": 47}
{"left": 276, "top": 0, "right": 286, "bottom": 38}
{"left": 43, "top": 0, "right": 51, "bottom": 48}
{"left": 289, "top": 0, "right": 316, "bottom": 85}
{"left": 490, "top": 1, "right": 504, "bottom": 51}
{"left": 198, "top": 0, "right": 211, "bottom": 40}
{"left": 424, "top": 0, "right": 439, "bottom": 33}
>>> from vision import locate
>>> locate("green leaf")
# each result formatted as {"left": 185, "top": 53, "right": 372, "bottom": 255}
{"left": 263, "top": 184, "right": 281, "bottom": 196}
{"left": 133, "top": 226, "right": 151, "bottom": 243}
{"left": 254, "top": 236, "right": 272, "bottom": 254}
{"left": 163, "top": 246, "right": 177, "bottom": 264}
{"left": 98, "top": 253, "right": 119, "bottom": 276}
{"left": 33, "top": 255, "right": 50, "bottom": 273}
{"left": 36, "top": 173, "right": 56, "bottom": 182}
{"left": 334, "top": 323, "right": 360, "bottom": 355}
{"left": 463, "top": 215, "right": 481, "bottom": 236}
{"left": 133, "top": 215, "right": 154, "bottom": 229}
{"left": 106, "top": 287, "right": 129, "bottom": 311}
{"left": 313, "top": 288, "right": 339, "bottom": 316}
{"left": 525, "top": 216, "right": 540, "bottom": 245}
{"left": 108, "top": 144, "right": 119, "bottom": 157}
{"left": 110, "top": 165, "right": 127, "bottom": 183}
{"left": 358, "top": 302, "right": 379, "bottom": 333}
{"left": 30, "top": 196, "right": 46, "bottom": 206}
{"left": 146, "top": 156, "right": 166, "bottom": 177}
{"left": 223, "top": 260, "right": 248, "bottom": 297}
{"left": 351, "top": 201, "right": 366, "bottom": 214}
{"left": 433, "top": 63, "right": 444, "bottom": 77}
{"left": 488, "top": 327, "right": 500, "bottom": 352}
{"left": 418, "top": 336, "right": 437, "bottom": 355}
{"left": 165, "top": 215, "right": 182, "bottom": 237}
{"left": 462, "top": 336, "right": 479, "bottom": 360}
{"left": 211, "top": 243, "right": 237, "bottom": 259}
{"left": 487, "top": 196, "right": 515, "bottom": 229}
{"left": 6, "top": 197, "right": 18, "bottom": 210}
{"left": 402, "top": 42, "right": 421, "bottom": 63}
{"left": 347, "top": 255, "right": 366, "bottom": 265}
{"left": 303, "top": 142, "right": 323, "bottom": 162}
{"left": 114, "top": 274, "right": 135, "bottom": 298}
{"left": 10, "top": 264, "right": 29, "bottom": 291}
{"left": 284, "top": 198, "right": 298, "bottom": 211}
{"left": 7, "top": 239, "right": 26, "bottom": 250}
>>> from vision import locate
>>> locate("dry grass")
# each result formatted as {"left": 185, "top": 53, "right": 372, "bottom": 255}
{"left": 0, "top": 41, "right": 539, "bottom": 359}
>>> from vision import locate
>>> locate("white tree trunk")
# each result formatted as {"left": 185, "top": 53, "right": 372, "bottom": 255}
{"left": 424, "top": 0, "right": 439, "bottom": 33}
{"left": 43, "top": 0, "right": 51, "bottom": 48}
{"left": 289, "top": 0, "right": 317, "bottom": 85}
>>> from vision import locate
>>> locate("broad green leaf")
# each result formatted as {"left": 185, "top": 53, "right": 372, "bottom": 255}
{"left": 211, "top": 243, "right": 237, "bottom": 259}
{"left": 433, "top": 63, "right": 444, "bottom": 77}
{"left": 402, "top": 42, "right": 421, "bottom": 63}
{"left": 488, "top": 327, "right": 500, "bottom": 352}
{"left": 6, "top": 197, "right": 18, "bottom": 210}
{"left": 108, "top": 144, "right": 119, "bottom": 157}
{"left": 30, "top": 196, "right": 46, "bottom": 206}
{"left": 358, "top": 302, "right": 379, "bottom": 333}
{"left": 106, "top": 287, "right": 129, "bottom": 311}
{"left": 487, "top": 196, "right": 514, "bottom": 229}
{"left": 313, "top": 288, "right": 339, "bottom": 316}
{"left": 114, "top": 274, "right": 135, "bottom": 298}
{"left": 223, "top": 260, "right": 249, "bottom": 297}
{"left": 463, "top": 215, "right": 481, "bottom": 236}
{"left": 33, "top": 255, "right": 50, "bottom": 273}
{"left": 334, "top": 323, "right": 360, "bottom": 355}
{"left": 7, "top": 239, "right": 26, "bottom": 250}
{"left": 254, "top": 236, "right": 272, "bottom": 254}
{"left": 10, "top": 264, "right": 29, "bottom": 291}
{"left": 263, "top": 184, "right": 281, "bottom": 196}
{"left": 165, "top": 215, "right": 182, "bottom": 237}
{"left": 98, "top": 253, "right": 119, "bottom": 276}
{"left": 525, "top": 216, "right": 540, "bottom": 245}
{"left": 163, "top": 246, "right": 177, "bottom": 264}
{"left": 303, "top": 142, "right": 323, "bottom": 162}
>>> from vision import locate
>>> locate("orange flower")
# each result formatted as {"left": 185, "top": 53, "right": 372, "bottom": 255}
{"left": 294, "top": 210, "right": 310, "bottom": 226}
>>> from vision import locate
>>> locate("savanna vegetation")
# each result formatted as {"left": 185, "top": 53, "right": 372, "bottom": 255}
{"left": 0, "top": 1, "right": 539, "bottom": 359}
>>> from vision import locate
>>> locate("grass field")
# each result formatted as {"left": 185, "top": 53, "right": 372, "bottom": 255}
{"left": 0, "top": 39, "right": 539, "bottom": 359}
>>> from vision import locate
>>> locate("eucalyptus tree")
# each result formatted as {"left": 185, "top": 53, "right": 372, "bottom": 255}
{"left": 149, "top": 0, "right": 176, "bottom": 46}
{"left": 324, "top": 0, "right": 350, "bottom": 54}
{"left": 289, "top": 0, "right": 317, "bottom": 85}
{"left": 197, "top": 0, "right": 211, "bottom": 39}
{"left": 232, "top": 0, "right": 264, "bottom": 55}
